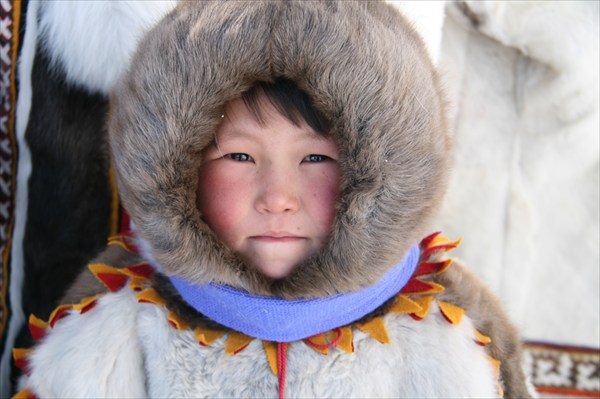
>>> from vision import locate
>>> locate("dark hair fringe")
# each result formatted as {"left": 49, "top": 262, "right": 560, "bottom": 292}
{"left": 241, "top": 78, "right": 330, "bottom": 135}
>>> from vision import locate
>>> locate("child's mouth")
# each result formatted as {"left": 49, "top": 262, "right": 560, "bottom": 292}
{"left": 250, "top": 232, "right": 305, "bottom": 243}
{"left": 250, "top": 236, "right": 304, "bottom": 243}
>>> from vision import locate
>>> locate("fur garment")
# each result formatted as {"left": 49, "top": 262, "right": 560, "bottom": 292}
{"left": 58, "top": 241, "right": 534, "bottom": 398}
{"left": 16, "top": 1, "right": 534, "bottom": 397}
{"left": 109, "top": 0, "right": 451, "bottom": 298}
{"left": 38, "top": 0, "right": 177, "bottom": 94}
{"left": 3, "top": 2, "right": 179, "bottom": 393}
{"left": 21, "top": 278, "right": 500, "bottom": 398}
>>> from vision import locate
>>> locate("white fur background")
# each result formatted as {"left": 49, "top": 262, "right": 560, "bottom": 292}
{"left": 434, "top": 1, "right": 599, "bottom": 348}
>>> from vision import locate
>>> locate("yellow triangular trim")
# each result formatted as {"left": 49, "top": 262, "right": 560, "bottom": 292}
{"left": 107, "top": 234, "right": 137, "bottom": 254}
{"left": 326, "top": 330, "right": 340, "bottom": 347}
{"left": 438, "top": 301, "right": 465, "bottom": 325}
{"left": 411, "top": 296, "right": 434, "bottom": 319}
{"left": 12, "top": 348, "right": 32, "bottom": 362}
{"left": 418, "top": 280, "right": 446, "bottom": 295}
{"left": 306, "top": 333, "right": 329, "bottom": 355}
{"left": 429, "top": 234, "right": 451, "bottom": 247}
{"left": 29, "top": 314, "right": 48, "bottom": 330}
{"left": 487, "top": 355, "right": 501, "bottom": 377}
{"left": 487, "top": 355, "right": 503, "bottom": 397}
{"left": 107, "top": 238, "right": 133, "bottom": 253}
{"left": 194, "top": 326, "right": 225, "bottom": 346}
{"left": 72, "top": 295, "right": 101, "bottom": 312}
{"left": 48, "top": 304, "right": 73, "bottom": 325}
{"left": 356, "top": 316, "right": 390, "bottom": 344}
{"left": 263, "top": 341, "right": 278, "bottom": 375}
{"left": 225, "top": 331, "right": 253, "bottom": 355}
{"left": 136, "top": 288, "right": 166, "bottom": 305}
{"left": 474, "top": 329, "right": 492, "bottom": 345}
{"left": 167, "top": 311, "right": 190, "bottom": 331}
{"left": 12, "top": 389, "right": 33, "bottom": 399}
{"left": 429, "top": 235, "right": 462, "bottom": 249}
{"left": 338, "top": 325, "right": 354, "bottom": 353}
{"left": 129, "top": 276, "right": 147, "bottom": 291}
{"left": 389, "top": 295, "right": 422, "bottom": 314}
{"left": 88, "top": 262, "right": 122, "bottom": 276}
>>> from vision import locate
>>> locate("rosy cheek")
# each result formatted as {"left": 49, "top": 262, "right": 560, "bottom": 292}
{"left": 306, "top": 166, "right": 341, "bottom": 234}
{"left": 197, "top": 165, "right": 250, "bottom": 247}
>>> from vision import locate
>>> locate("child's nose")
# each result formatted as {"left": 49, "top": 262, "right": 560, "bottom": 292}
{"left": 255, "top": 169, "right": 300, "bottom": 214}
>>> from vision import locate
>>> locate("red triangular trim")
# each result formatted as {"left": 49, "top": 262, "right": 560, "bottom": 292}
{"left": 119, "top": 206, "right": 131, "bottom": 233}
{"left": 422, "top": 243, "right": 459, "bottom": 260}
{"left": 28, "top": 316, "right": 47, "bottom": 343}
{"left": 79, "top": 300, "right": 98, "bottom": 314}
{"left": 419, "top": 231, "right": 441, "bottom": 250}
{"left": 126, "top": 263, "right": 155, "bottom": 279}
{"left": 14, "top": 357, "right": 30, "bottom": 375}
{"left": 13, "top": 350, "right": 32, "bottom": 375}
{"left": 409, "top": 313, "right": 424, "bottom": 321}
{"left": 400, "top": 278, "right": 442, "bottom": 294}
{"left": 97, "top": 272, "right": 129, "bottom": 292}
{"left": 413, "top": 260, "right": 450, "bottom": 277}
{"left": 48, "top": 307, "right": 71, "bottom": 328}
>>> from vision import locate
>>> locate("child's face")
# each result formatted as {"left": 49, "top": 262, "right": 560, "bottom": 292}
{"left": 197, "top": 97, "right": 340, "bottom": 279}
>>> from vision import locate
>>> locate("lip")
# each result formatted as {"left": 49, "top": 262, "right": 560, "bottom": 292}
{"left": 250, "top": 232, "right": 305, "bottom": 242}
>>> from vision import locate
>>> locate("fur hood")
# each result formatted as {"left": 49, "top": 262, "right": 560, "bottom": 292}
{"left": 109, "top": 0, "right": 451, "bottom": 298}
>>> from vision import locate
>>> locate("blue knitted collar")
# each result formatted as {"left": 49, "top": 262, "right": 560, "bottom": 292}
{"left": 169, "top": 243, "right": 420, "bottom": 342}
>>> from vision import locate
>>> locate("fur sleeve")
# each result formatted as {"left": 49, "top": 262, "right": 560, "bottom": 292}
{"left": 431, "top": 259, "right": 535, "bottom": 398}
{"left": 20, "top": 290, "right": 146, "bottom": 397}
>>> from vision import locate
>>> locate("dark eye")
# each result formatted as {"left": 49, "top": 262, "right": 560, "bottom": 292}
{"left": 303, "top": 154, "right": 329, "bottom": 162}
{"left": 226, "top": 153, "right": 253, "bottom": 162}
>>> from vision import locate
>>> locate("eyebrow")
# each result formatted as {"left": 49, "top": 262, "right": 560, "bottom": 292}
{"left": 217, "top": 120, "right": 332, "bottom": 143}
{"left": 220, "top": 132, "right": 336, "bottom": 152}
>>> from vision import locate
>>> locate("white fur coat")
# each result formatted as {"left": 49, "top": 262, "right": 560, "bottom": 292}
{"left": 20, "top": 284, "right": 499, "bottom": 398}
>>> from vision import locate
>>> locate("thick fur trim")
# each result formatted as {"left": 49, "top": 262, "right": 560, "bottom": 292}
{"left": 22, "top": 288, "right": 498, "bottom": 397}
{"left": 22, "top": 291, "right": 146, "bottom": 396}
{"left": 110, "top": 1, "right": 451, "bottom": 297}
{"left": 38, "top": 1, "right": 177, "bottom": 94}
{"left": 431, "top": 259, "right": 533, "bottom": 398}
{"left": 388, "top": 1, "right": 446, "bottom": 64}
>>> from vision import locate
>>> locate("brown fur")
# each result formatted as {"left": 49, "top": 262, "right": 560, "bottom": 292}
{"left": 61, "top": 1, "right": 531, "bottom": 396}
{"left": 61, "top": 244, "right": 143, "bottom": 304}
{"left": 428, "top": 258, "right": 533, "bottom": 397}
{"left": 109, "top": 0, "right": 451, "bottom": 298}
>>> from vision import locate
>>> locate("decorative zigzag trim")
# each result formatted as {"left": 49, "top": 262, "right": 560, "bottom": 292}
{"left": 107, "top": 233, "right": 139, "bottom": 254}
{"left": 13, "top": 233, "right": 502, "bottom": 397}
{"left": 12, "top": 388, "right": 37, "bottom": 399}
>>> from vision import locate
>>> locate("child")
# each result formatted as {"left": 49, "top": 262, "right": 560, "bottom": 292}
{"left": 15, "top": 2, "right": 533, "bottom": 397}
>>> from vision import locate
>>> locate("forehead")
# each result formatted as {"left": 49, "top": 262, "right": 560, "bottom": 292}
{"left": 218, "top": 97, "right": 332, "bottom": 144}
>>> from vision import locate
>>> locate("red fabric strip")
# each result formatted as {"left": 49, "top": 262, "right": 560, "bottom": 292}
{"left": 277, "top": 342, "right": 287, "bottom": 399}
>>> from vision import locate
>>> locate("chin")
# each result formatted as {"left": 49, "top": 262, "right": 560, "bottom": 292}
{"left": 255, "top": 262, "right": 297, "bottom": 280}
